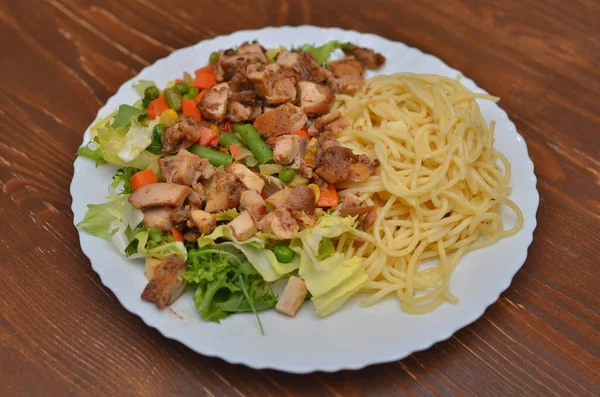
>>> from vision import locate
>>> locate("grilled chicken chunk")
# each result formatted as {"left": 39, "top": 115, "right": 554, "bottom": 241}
{"left": 204, "top": 171, "right": 245, "bottom": 213}
{"left": 328, "top": 56, "right": 365, "bottom": 94}
{"left": 257, "top": 207, "right": 299, "bottom": 239}
{"left": 276, "top": 276, "right": 307, "bottom": 317}
{"left": 141, "top": 254, "right": 187, "bottom": 309}
{"left": 162, "top": 118, "right": 204, "bottom": 153}
{"left": 144, "top": 257, "right": 162, "bottom": 280}
{"left": 313, "top": 146, "right": 355, "bottom": 184}
{"left": 240, "top": 190, "right": 267, "bottom": 222}
{"left": 307, "top": 111, "right": 350, "bottom": 137}
{"left": 298, "top": 81, "right": 334, "bottom": 116}
{"left": 142, "top": 207, "right": 173, "bottom": 233}
{"left": 275, "top": 50, "right": 299, "bottom": 67}
{"left": 159, "top": 149, "right": 216, "bottom": 186}
{"left": 253, "top": 103, "right": 308, "bottom": 138}
{"left": 227, "top": 162, "right": 265, "bottom": 192}
{"left": 198, "top": 82, "right": 231, "bottom": 121}
{"left": 293, "top": 52, "right": 332, "bottom": 84}
{"left": 273, "top": 135, "right": 303, "bottom": 165}
{"left": 343, "top": 46, "right": 386, "bottom": 70}
{"left": 246, "top": 63, "right": 297, "bottom": 105}
{"left": 190, "top": 209, "right": 217, "bottom": 235}
{"left": 265, "top": 188, "right": 292, "bottom": 209}
{"left": 286, "top": 185, "right": 316, "bottom": 215}
{"left": 228, "top": 210, "right": 258, "bottom": 241}
{"left": 129, "top": 183, "right": 192, "bottom": 209}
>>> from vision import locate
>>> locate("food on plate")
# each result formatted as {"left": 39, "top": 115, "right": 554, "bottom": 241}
{"left": 77, "top": 39, "right": 522, "bottom": 332}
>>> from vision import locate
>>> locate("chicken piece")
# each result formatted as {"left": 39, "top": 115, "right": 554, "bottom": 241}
{"left": 265, "top": 188, "right": 292, "bottom": 209}
{"left": 227, "top": 100, "right": 253, "bottom": 122}
{"left": 227, "top": 162, "right": 265, "bottom": 192}
{"left": 198, "top": 82, "right": 231, "bottom": 121}
{"left": 219, "top": 52, "right": 267, "bottom": 81}
{"left": 343, "top": 46, "right": 386, "bottom": 70}
{"left": 190, "top": 209, "right": 217, "bottom": 235}
{"left": 360, "top": 210, "right": 378, "bottom": 232}
{"left": 328, "top": 57, "right": 365, "bottom": 94}
{"left": 266, "top": 76, "right": 297, "bottom": 105}
{"left": 253, "top": 103, "right": 308, "bottom": 138}
{"left": 313, "top": 146, "right": 355, "bottom": 184}
{"left": 187, "top": 190, "right": 204, "bottom": 208}
{"left": 273, "top": 135, "right": 303, "bottom": 165}
{"left": 246, "top": 64, "right": 297, "bottom": 105}
{"left": 286, "top": 185, "right": 316, "bottom": 215}
{"left": 275, "top": 276, "right": 307, "bottom": 317}
{"left": 292, "top": 210, "right": 318, "bottom": 229}
{"left": 275, "top": 50, "right": 300, "bottom": 67}
{"left": 142, "top": 207, "right": 173, "bottom": 233}
{"left": 159, "top": 149, "right": 216, "bottom": 186}
{"left": 204, "top": 171, "right": 245, "bottom": 213}
{"left": 246, "top": 63, "right": 271, "bottom": 97}
{"left": 338, "top": 193, "right": 360, "bottom": 211}
{"left": 240, "top": 190, "right": 267, "bottom": 221}
{"left": 238, "top": 41, "right": 265, "bottom": 55}
{"left": 257, "top": 207, "right": 299, "bottom": 239}
{"left": 144, "top": 257, "right": 162, "bottom": 281}
{"left": 347, "top": 162, "right": 375, "bottom": 182}
{"left": 228, "top": 210, "right": 258, "bottom": 241}
{"left": 129, "top": 183, "right": 192, "bottom": 209}
{"left": 293, "top": 52, "right": 332, "bottom": 83}
{"left": 162, "top": 118, "right": 203, "bottom": 153}
{"left": 170, "top": 205, "right": 191, "bottom": 225}
{"left": 141, "top": 254, "right": 187, "bottom": 309}
{"left": 298, "top": 82, "right": 334, "bottom": 116}
{"left": 307, "top": 111, "right": 350, "bottom": 137}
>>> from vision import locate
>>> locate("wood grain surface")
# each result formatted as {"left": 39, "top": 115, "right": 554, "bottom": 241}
{"left": 1, "top": 0, "right": 599, "bottom": 396}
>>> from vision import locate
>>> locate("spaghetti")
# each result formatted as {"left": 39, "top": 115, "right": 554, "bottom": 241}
{"left": 333, "top": 73, "right": 523, "bottom": 314}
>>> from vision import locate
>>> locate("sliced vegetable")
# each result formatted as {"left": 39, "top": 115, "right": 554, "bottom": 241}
{"left": 182, "top": 99, "right": 202, "bottom": 121}
{"left": 273, "top": 244, "right": 295, "bottom": 263}
{"left": 195, "top": 65, "right": 213, "bottom": 76}
{"left": 194, "top": 73, "right": 217, "bottom": 89}
{"left": 188, "top": 144, "right": 233, "bottom": 167}
{"left": 129, "top": 169, "right": 158, "bottom": 191}
{"left": 112, "top": 105, "right": 144, "bottom": 129}
{"left": 233, "top": 124, "right": 273, "bottom": 164}
{"left": 171, "top": 227, "right": 184, "bottom": 242}
{"left": 199, "top": 126, "right": 219, "bottom": 147}
{"left": 164, "top": 86, "right": 183, "bottom": 111}
{"left": 278, "top": 169, "right": 296, "bottom": 183}
{"left": 317, "top": 184, "right": 339, "bottom": 207}
{"left": 148, "top": 96, "right": 169, "bottom": 120}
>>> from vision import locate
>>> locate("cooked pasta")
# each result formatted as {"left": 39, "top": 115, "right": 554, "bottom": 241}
{"left": 333, "top": 73, "right": 523, "bottom": 314}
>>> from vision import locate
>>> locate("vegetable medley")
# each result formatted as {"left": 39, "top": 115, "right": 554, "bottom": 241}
{"left": 77, "top": 40, "right": 385, "bottom": 332}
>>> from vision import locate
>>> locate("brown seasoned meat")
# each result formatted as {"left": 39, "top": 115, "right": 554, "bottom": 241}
{"left": 227, "top": 162, "right": 265, "bottom": 192}
{"left": 142, "top": 207, "right": 173, "bottom": 233}
{"left": 240, "top": 190, "right": 267, "bottom": 222}
{"left": 360, "top": 210, "right": 378, "bottom": 232}
{"left": 253, "top": 103, "right": 308, "bottom": 138}
{"left": 273, "top": 135, "right": 304, "bottom": 165}
{"left": 343, "top": 46, "right": 386, "bottom": 70}
{"left": 171, "top": 205, "right": 191, "bottom": 225}
{"left": 162, "top": 118, "right": 203, "bottom": 153}
{"left": 159, "top": 149, "right": 216, "bottom": 186}
{"left": 292, "top": 210, "right": 317, "bottom": 229}
{"left": 265, "top": 188, "right": 292, "bottom": 209}
{"left": 347, "top": 159, "right": 379, "bottom": 183}
{"left": 246, "top": 63, "right": 298, "bottom": 105}
{"left": 313, "top": 146, "right": 355, "bottom": 184}
{"left": 328, "top": 56, "right": 365, "bottom": 94}
{"left": 307, "top": 111, "right": 350, "bottom": 137}
{"left": 229, "top": 70, "right": 256, "bottom": 106}
{"left": 275, "top": 50, "right": 299, "bottom": 67}
{"left": 204, "top": 171, "right": 246, "bottom": 213}
{"left": 190, "top": 210, "right": 216, "bottom": 235}
{"left": 141, "top": 254, "right": 187, "bottom": 309}
{"left": 275, "top": 276, "right": 307, "bottom": 317}
{"left": 238, "top": 41, "right": 265, "bottom": 55}
{"left": 198, "top": 82, "right": 231, "bottom": 121}
{"left": 339, "top": 193, "right": 360, "bottom": 211}
{"left": 227, "top": 101, "right": 253, "bottom": 122}
{"left": 298, "top": 81, "right": 334, "bottom": 116}
{"left": 293, "top": 52, "right": 332, "bottom": 83}
{"left": 220, "top": 53, "right": 267, "bottom": 81}
{"left": 286, "top": 185, "right": 316, "bottom": 215}
{"left": 228, "top": 210, "right": 257, "bottom": 241}
{"left": 129, "top": 183, "right": 192, "bottom": 209}
{"left": 257, "top": 207, "right": 299, "bottom": 240}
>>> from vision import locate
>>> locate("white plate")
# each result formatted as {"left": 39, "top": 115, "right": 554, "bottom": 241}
{"left": 70, "top": 26, "right": 539, "bottom": 373}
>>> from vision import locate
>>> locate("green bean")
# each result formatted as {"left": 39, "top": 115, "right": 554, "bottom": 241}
{"left": 189, "top": 144, "right": 233, "bottom": 167}
{"left": 233, "top": 124, "right": 273, "bottom": 164}
{"left": 273, "top": 245, "right": 294, "bottom": 263}
{"left": 175, "top": 82, "right": 189, "bottom": 95}
{"left": 164, "top": 86, "right": 182, "bottom": 111}
{"left": 278, "top": 169, "right": 296, "bottom": 183}
{"left": 219, "top": 132, "right": 247, "bottom": 149}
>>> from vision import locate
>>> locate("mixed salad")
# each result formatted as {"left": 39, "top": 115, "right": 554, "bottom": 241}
{"left": 77, "top": 40, "right": 385, "bottom": 332}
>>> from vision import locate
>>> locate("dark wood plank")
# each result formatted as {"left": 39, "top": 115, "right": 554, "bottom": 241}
{"left": 0, "top": 0, "right": 599, "bottom": 396}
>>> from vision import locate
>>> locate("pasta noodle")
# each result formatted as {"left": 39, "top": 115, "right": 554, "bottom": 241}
{"left": 332, "top": 73, "right": 523, "bottom": 314}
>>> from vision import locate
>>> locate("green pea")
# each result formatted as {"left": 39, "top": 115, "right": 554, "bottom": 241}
{"left": 144, "top": 85, "right": 160, "bottom": 102}
{"left": 164, "top": 86, "right": 182, "bottom": 111}
{"left": 273, "top": 245, "right": 294, "bottom": 263}
{"left": 278, "top": 169, "right": 296, "bottom": 183}
{"left": 175, "top": 82, "right": 189, "bottom": 95}
{"left": 187, "top": 86, "right": 199, "bottom": 97}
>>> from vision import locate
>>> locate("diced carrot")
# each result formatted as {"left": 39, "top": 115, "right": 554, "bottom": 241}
{"left": 199, "top": 126, "right": 219, "bottom": 147}
{"left": 182, "top": 99, "right": 202, "bottom": 121}
{"left": 317, "top": 184, "right": 339, "bottom": 207}
{"left": 147, "top": 96, "right": 169, "bottom": 119}
{"left": 194, "top": 89, "right": 208, "bottom": 103}
{"left": 195, "top": 65, "right": 213, "bottom": 76}
{"left": 229, "top": 144, "right": 244, "bottom": 158}
{"left": 291, "top": 129, "right": 308, "bottom": 138}
{"left": 175, "top": 78, "right": 184, "bottom": 83}
{"left": 194, "top": 73, "right": 217, "bottom": 89}
{"left": 129, "top": 169, "right": 158, "bottom": 191}
{"left": 171, "top": 227, "right": 184, "bottom": 242}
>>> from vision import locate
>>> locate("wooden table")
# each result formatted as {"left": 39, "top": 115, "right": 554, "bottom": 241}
{"left": 1, "top": 0, "right": 599, "bottom": 395}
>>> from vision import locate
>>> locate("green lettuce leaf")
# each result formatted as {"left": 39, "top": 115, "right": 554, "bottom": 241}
{"left": 214, "top": 208, "right": 240, "bottom": 221}
{"left": 111, "top": 104, "right": 144, "bottom": 129}
{"left": 77, "top": 141, "right": 106, "bottom": 166}
{"left": 126, "top": 226, "right": 187, "bottom": 261}
{"left": 94, "top": 119, "right": 158, "bottom": 168}
{"left": 111, "top": 167, "right": 139, "bottom": 195}
{"left": 299, "top": 41, "right": 353, "bottom": 65}
{"left": 132, "top": 80, "right": 156, "bottom": 97}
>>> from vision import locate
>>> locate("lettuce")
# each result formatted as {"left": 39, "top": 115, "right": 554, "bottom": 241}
{"left": 77, "top": 140, "right": 106, "bottom": 166}
{"left": 127, "top": 227, "right": 187, "bottom": 261}
{"left": 299, "top": 41, "right": 353, "bottom": 65}
{"left": 132, "top": 80, "right": 156, "bottom": 97}
{"left": 214, "top": 208, "right": 240, "bottom": 221}
{"left": 111, "top": 105, "right": 144, "bottom": 129}
{"left": 111, "top": 167, "right": 139, "bottom": 195}
{"left": 296, "top": 213, "right": 356, "bottom": 266}
{"left": 94, "top": 119, "right": 158, "bottom": 168}
{"left": 117, "top": 121, "right": 153, "bottom": 163}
